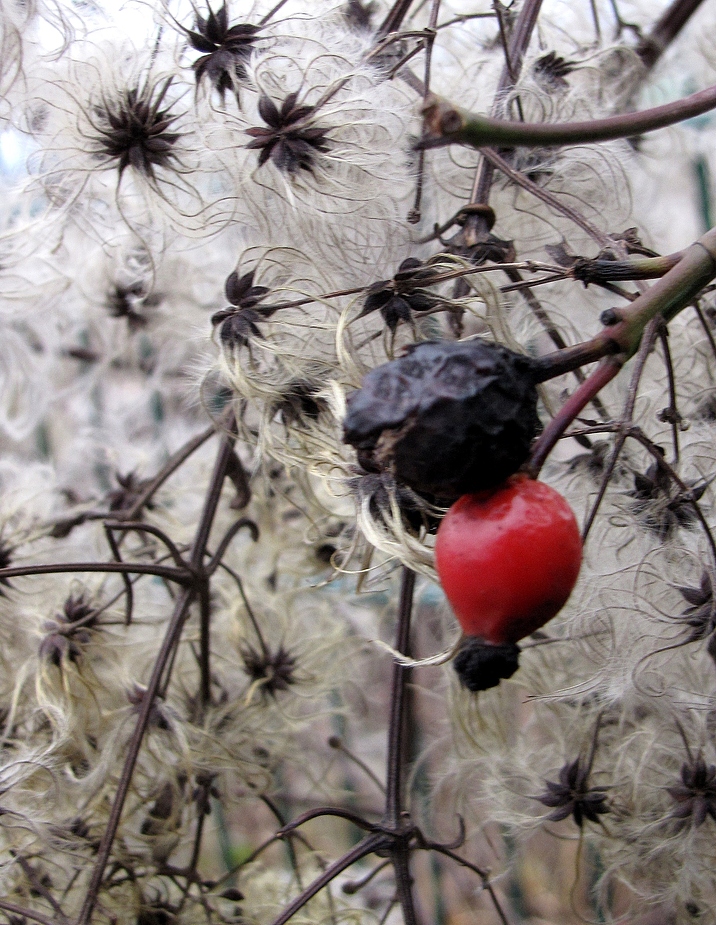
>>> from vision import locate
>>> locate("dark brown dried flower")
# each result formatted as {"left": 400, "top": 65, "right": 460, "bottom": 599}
{"left": 241, "top": 644, "right": 297, "bottom": 696}
{"left": 272, "top": 380, "right": 328, "bottom": 426}
{"left": 137, "top": 902, "right": 177, "bottom": 925}
{"left": 359, "top": 258, "right": 441, "bottom": 333}
{"left": 344, "top": 0, "right": 377, "bottom": 30}
{"left": 187, "top": 4, "right": 260, "bottom": 99}
{"left": 212, "top": 269, "right": 278, "bottom": 348}
{"left": 668, "top": 755, "right": 716, "bottom": 827}
{"left": 349, "top": 469, "right": 440, "bottom": 535}
{"left": 538, "top": 757, "right": 610, "bottom": 827}
{"left": 39, "top": 593, "right": 97, "bottom": 666}
{"left": 106, "top": 282, "right": 161, "bottom": 332}
{"left": 533, "top": 51, "right": 576, "bottom": 89}
{"left": 107, "top": 471, "right": 154, "bottom": 514}
{"left": 128, "top": 685, "right": 172, "bottom": 730}
{"left": 567, "top": 440, "right": 617, "bottom": 482}
{"left": 628, "top": 455, "right": 708, "bottom": 540}
{"left": 676, "top": 572, "right": 716, "bottom": 643}
{"left": 193, "top": 771, "right": 220, "bottom": 815}
{"left": 91, "top": 78, "right": 181, "bottom": 181}
{"left": 141, "top": 781, "right": 179, "bottom": 835}
{"left": 245, "top": 93, "right": 330, "bottom": 174}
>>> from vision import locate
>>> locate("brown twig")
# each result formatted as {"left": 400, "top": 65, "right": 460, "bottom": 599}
{"left": 636, "top": 0, "right": 708, "bottom": 69}
{"left": 77, "top": 417, "right": 237, "bottom": 924}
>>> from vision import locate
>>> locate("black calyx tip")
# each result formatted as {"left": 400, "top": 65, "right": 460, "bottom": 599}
{"left": 453, "top": 637, "right": 520, "bottom": 692}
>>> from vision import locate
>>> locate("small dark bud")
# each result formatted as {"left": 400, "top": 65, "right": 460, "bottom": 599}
{"left": 453, "top": 637, "right": 520, "bottom": 692}
{"left": 343, "top": 340, "right": 540, "bottom": 501}
{"left": 600, "top": 308, "right": 619, "bottom": 326}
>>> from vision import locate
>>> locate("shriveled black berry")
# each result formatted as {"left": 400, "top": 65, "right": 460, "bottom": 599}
{"left": 453, "top": 637, "right": 520, "bottom": 692}
{"left": 343, "top": 340, "right": 540, "bottom": 500}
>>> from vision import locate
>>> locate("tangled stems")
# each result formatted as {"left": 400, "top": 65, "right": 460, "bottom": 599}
{"left": 419, "top": 81, "right": 716, "bottom": 151}
{"left": 76, "top": 419, "right": 239, "bottom": 925}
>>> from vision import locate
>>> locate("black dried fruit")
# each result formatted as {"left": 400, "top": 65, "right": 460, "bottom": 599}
{"left": 453, "top": 637, "right": 520, "bottom": 692}
{"left": 343, "top": 340, "right": 540, "bottom": 500}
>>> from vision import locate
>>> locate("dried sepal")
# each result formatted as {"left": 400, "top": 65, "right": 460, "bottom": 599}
{"left": 358, "top": 258, "right": 442, "bottom": 333}
{"left": 668, "top": 755, "right": 716, "bottom": 827}
{"left": 538, "top": 757, "right": 610, "bottom": 827}
{"left": 245, "top": 92, "right": 330, "bottom": 175}
{"left": 39, "top": 593, "right": 98, "bottom": 666}
{"left": 241, "top": 643, "right": 297, "bottom": 697}
{"left": 90, "top": 77, "right": 182, "bottom": 182}
{"left": 187, "top": 4, "right": 260, "bottom": 99}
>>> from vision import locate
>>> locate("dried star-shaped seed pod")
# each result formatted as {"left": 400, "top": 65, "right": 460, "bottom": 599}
{"left": 344, "top": 0, "right": 377, "bottom": 29}
{"left": 211, "top": 269, "right": 278, "bottom": 348}
{"left": 39, "top": 593, "right": 98, "bottom": 666}
{"left": 106, "top": 471, "right": 154, "bottom": 514}
{"left": 359, "top": 258, "right": 441, "bottom": 333}
{"left": 343, "top": 340, "right": 540, "bottom": 501}
{"left": 668, "top": 755, "right": 716, "bottom": 827}
{"left": 187, "top": 4, "right": 260, "bottom": 99}
{"left": 241, "top": 644, "right": 297, "bottom": 697}
{"left": 533, "top": 51, "right": 576, "bottom": 89}
{"left": 629, "top": 456, "right": 708, "bottom": 540}
{"left": 272, "top": 380, "right": 329, "bottom": 426}
{"left": 91, "top": 78, "right": 181, "bottom": 182}
{"left": 245, "top": 93, "right": 330, "bottom": 175}
{"left": 538, "top": 757, "right": 610, "bottom": 827}
{"left": 106, "top": 282, "right": 161, "bottom": 332}
{"left": 676, "top": 573, "right": 716, "bottom": 643}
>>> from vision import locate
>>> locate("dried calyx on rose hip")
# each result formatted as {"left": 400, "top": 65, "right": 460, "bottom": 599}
{"left": 453, "top": 638, "right": 521, "bottom": 692}
{"left": 342, "top": 340, "right": 540, "bottom": 501}
{"left": 435, "top": 475, "right": 582, "bottom": 692}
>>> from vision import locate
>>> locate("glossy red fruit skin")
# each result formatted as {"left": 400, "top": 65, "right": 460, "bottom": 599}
{"left": 435, "top": 476, "right": 582, "bottom": 645}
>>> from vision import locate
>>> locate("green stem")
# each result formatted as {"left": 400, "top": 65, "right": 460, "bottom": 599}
{"left": 530, "top": 227, "right": 716, "bottom": 470}
{"left": 420, "top": 81, "right": 716, "bottom": 150}
{"left": 534, "top": 226, "right": 716, "bottom": 384}
{"left": 607, "top": 228, "right": 716, "bottom": 357}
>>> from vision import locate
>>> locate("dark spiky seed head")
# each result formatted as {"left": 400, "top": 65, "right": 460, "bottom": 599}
{"left": 92, "top": 78, "right": 181, "bottom": 182}
{"left": 273, "top": 380, "right": 328, "bottom": 426}
{"left": 537, "top": 757, "right": 610, "bottom": 827}
{"left": 188, "top": 4, "right": 260, "bottom": 99}
{"left": 241, "top": 644, "right": 297, "bottom": 696}
{"left": 359, "top": 258, "right": 441, "bottom": 333}
{"left": 668, "top": 755, "right": 716, "bottom": 827}
{"left": 245, "top": 92, "right": 330, "bottom": 175}
{"left": 676, "top": 572, "right": 716, "bottom": 642}
{"left": 343, "top": 340, "right": 540, "bottom": 501}
{"left": 628, "top": 454, "right": 708, "bottom": 540}
{"left": 106, "top": 282, "right": 161, "bottom": 331}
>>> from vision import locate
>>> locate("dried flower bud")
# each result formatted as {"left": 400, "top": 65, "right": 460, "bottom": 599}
{"left": 343, "top": 340, "right": 540, "bottom": 500}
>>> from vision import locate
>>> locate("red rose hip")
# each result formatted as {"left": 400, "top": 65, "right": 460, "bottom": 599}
{"left": 435, "top": 476, "right": 582, "bottom": 645}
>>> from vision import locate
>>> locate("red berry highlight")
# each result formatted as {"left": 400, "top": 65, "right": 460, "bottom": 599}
{"left": 435, "top": 476, "right": 582, "bottom": 644}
